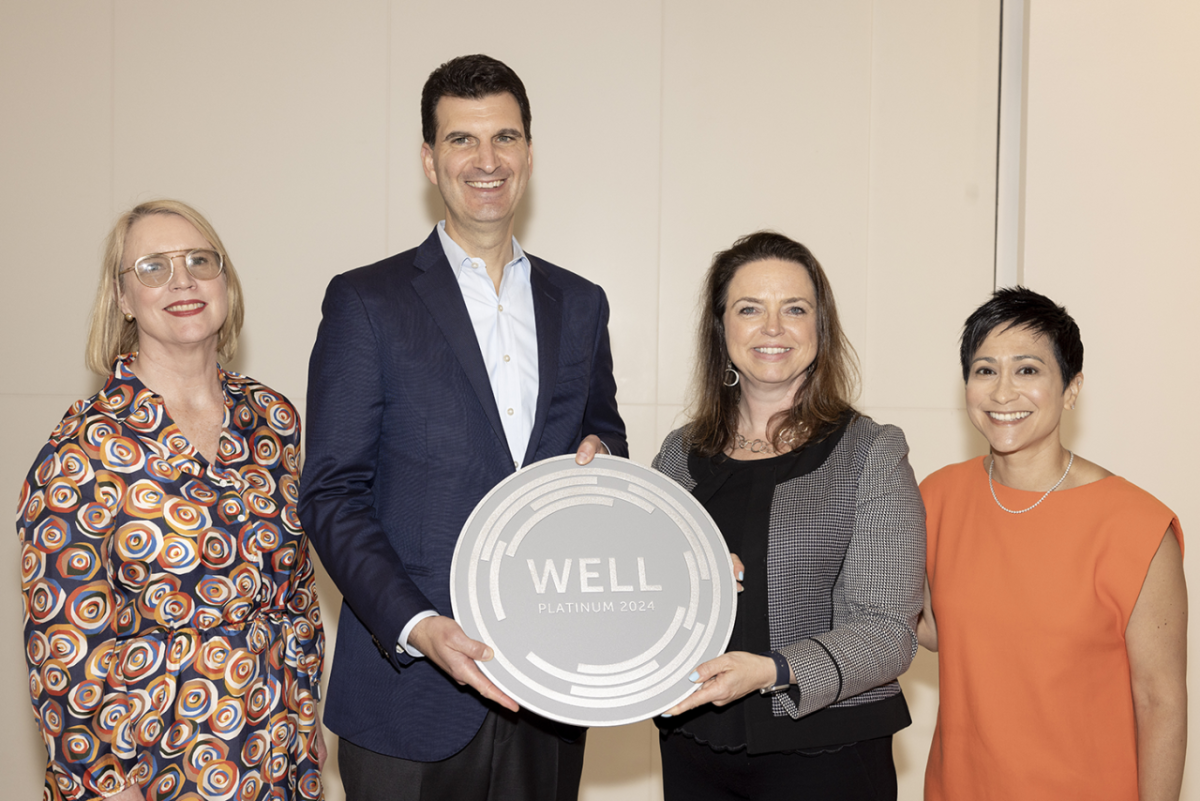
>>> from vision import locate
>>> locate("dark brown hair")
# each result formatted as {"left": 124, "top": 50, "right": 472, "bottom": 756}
{"left": 686, "top": 231, "right": 859, "bottom": 457}
{"left": 421, "top": 54, "right": 532, "bottom": 146}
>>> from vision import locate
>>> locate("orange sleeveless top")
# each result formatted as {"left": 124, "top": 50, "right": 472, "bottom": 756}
{"left": 922, "top": 457, "right": 1181, "bottom": 800}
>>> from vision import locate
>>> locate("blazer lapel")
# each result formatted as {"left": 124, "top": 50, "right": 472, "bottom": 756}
{"left": 523, "top": 258, "right": 562, "bottom": 467}
{"left": 411, "top": 232, "right": 509, "bottom": 452}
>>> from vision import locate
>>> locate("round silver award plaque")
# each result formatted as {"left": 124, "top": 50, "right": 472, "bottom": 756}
{"left": 450, "top": 454, "right": 737, "bottom": 727}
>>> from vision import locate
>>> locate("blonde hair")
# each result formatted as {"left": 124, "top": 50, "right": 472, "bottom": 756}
{"left": 85, "top": 199, "right": 245, "bottom": 375}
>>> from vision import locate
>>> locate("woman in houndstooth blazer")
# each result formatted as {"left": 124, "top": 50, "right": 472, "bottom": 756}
{"left": 653, "top": 232, "right": 925, "bottom": 801}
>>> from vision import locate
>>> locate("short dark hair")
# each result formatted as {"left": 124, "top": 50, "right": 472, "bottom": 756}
{"left": 960, "top": 286, "right": 1083, "bottom": 387}
{"left": 421, "top": 54, "right": 532, "bottom": 146}
{"left": 687, "top": 231, "right": 859, "bottom": 457}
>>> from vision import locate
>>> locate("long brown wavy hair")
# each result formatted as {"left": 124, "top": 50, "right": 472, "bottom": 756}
{"left": 685, "top": 231, "right": 859, "bottom": 457}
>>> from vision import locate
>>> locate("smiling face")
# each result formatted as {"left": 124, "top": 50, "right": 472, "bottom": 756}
{"left": 723, "top": 258, "right": 819, "bottom": 403}
{"left": 421, "top": 92, "right": 532, "bottom": 245}
{"left": 965, "top": 324, "right": 1082, "bottom": 457}
{"left": 118, "top": 213, "right": 228, "bottom": 359}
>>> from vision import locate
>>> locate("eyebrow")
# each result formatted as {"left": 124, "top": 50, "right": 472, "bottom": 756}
{"left": 971, "top": 354, "right": 1047, "bottom": 364}
{"left": 442, "top": 128, "right": 525, "bottom": 142}
{"left": 733, "top": 296, "right": 813, "bottom": 305}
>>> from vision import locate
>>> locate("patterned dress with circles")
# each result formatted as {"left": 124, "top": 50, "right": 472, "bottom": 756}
{"left": 17, "top": 356, "right": 325, "bottom": 801}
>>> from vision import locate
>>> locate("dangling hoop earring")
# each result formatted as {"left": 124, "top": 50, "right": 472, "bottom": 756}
{"left": 723, "top": 361, "right": 740, "bottom": 388}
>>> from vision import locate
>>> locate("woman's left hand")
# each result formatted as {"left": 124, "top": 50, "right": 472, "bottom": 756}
{"left": 314, "top": 714, "right": 328, "bottom": 770}
{"left": 661, "top": 651, "right": 778, "bottom": 716}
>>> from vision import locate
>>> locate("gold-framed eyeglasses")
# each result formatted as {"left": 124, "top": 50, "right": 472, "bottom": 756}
{"left": 120, "top": 248, "right": 225, "bottom": 288}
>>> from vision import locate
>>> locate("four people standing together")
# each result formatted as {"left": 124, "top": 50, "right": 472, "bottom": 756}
{"left": 15, "top": 53, "right": 1186, "bottom": 801}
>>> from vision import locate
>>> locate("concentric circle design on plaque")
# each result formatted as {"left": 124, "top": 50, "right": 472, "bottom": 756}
{"left": 451, "top": 454, "right": 736, "bottom": 727}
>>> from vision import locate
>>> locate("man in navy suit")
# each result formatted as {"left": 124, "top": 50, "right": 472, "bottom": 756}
{"left": 299, "top": 55, "right": 627, "bottom": 800}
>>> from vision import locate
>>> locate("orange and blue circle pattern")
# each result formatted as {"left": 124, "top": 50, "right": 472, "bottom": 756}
{"left": 19, "top": 358, "right": 324, "bottom": 800}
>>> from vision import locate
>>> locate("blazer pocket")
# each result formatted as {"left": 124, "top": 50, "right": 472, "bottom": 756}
{"left": 554, "top": 358, "right": 590, "bottom": 387}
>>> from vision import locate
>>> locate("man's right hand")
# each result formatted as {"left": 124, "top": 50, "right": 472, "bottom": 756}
{"left": 408, "top": 615, "right": 520, "bottom": 713}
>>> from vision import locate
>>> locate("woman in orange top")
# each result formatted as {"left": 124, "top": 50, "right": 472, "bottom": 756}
{"left": 919, "top": 287, "right": 1186, "bottom": 801}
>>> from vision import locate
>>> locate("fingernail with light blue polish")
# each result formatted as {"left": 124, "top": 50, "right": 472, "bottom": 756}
{"left": 688, "top": 671, "right": 700, "bottom": 682}
{"left": 738, "top": 571, "right": 744, "bottom": 581}
{"left": 660, "top": 713, "right": 673, "bottom": 718}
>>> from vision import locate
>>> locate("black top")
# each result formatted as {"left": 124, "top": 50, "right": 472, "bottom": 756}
{"left": 657, "top": 417, "right": 910, "bottom": 754}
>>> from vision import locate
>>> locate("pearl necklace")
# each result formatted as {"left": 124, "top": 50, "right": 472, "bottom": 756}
{"left": 988, "top": 451, "right": 1074, "bottom": 514}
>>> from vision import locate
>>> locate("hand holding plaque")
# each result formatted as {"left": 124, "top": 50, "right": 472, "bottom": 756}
{"left": 407, "top": 614, "right": 520, "bottom": 713}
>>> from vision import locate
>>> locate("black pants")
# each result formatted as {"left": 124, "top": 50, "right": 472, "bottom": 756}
{"left": 338, "top": 708, "right": 586, "bottom": 801}
{"left": 660, "top": 732, "right": 896, "bottom": 801}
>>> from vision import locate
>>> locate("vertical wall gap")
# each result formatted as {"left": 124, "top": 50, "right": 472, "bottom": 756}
{"left": 863, "top": 0, "right": 877, "bottom": 407}
{"left": 994, "top": 0, "right": 1025, "bottom": 288}
{"left": 654, "top": 0, "right": 668, "bottom": 417}
{"left": 383, "top": 0, "right": 392, "bottom": 256}
{"left": 109, "top": 0, "right": 117, "bottom": 215}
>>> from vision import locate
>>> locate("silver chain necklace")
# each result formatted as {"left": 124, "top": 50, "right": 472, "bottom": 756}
{"left": 734, "top": 432, "right": 776, "bottom": 453}
{"left": 988, "top": 451, "right": 1074, "bottom": 514}
{"left": 734, "top": 425, "right": 802, "bottom": 455}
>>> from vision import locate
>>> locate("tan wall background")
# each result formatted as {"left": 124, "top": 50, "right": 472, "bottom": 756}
{"left": 0, "top": 1, "right": 1193, "bottom": 799}
{"left": 1020, "top": 3, "right": 1200, "bottom": 791}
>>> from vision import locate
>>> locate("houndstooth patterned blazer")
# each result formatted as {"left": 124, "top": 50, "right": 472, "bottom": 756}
{"left": 653, "top": 415, "right": 925, "bottom": 720}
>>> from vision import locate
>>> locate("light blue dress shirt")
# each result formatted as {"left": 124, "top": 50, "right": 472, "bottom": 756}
{"left": 399, "top": 222, "right": 540, "bottom": 657}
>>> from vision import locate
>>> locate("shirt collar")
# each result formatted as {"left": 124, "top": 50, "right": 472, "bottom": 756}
{"left": 436, "top": 220, "right": 528, "bottom": 281}
{"left": 98, "top": 352, "right": 242, "bottom": 422}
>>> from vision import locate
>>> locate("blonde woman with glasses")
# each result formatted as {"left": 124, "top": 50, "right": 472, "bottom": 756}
{"left": 16, "top": 200, "right": 326, "bottom": 800}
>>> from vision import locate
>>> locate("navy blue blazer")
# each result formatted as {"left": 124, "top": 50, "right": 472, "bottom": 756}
{"left": 299, "top": 229, "right": 627, "bottom": 761}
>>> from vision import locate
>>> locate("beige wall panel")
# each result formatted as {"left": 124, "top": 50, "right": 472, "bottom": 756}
{"left": 1022, "top": 2, "right": 1200, "bottom": 793}
{"left": 385, "top": 0, "right": 664, "bottom": 407}
{"left": 1, "top": 4, "right": 115, "bottom": 796}
{"left": 110, "top": 0, "right": 390, "bottom": 404}
{"left": 860, "top": 405, "right": 987, "bottom": 485}
{"left": 580, "top": 721, "right": 663, "bottom": 801}
{"left": 0, "top": 2, "right": 113, "bottom": 398}
{"left": 862, "top": 1, "right": 999, "bottom": 412}
{"left": 654, "top": 405, "right": 689, "bottom": 457}
{"left": 618, "top": 403, "right": 660, "bottom": 468}
{"left": 657, "top": 0, "right": 875, "bottom": 407}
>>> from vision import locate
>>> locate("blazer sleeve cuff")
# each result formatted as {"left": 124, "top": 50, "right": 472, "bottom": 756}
{"left": 781, "top": 638, "right": 843, "bottom": 718}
